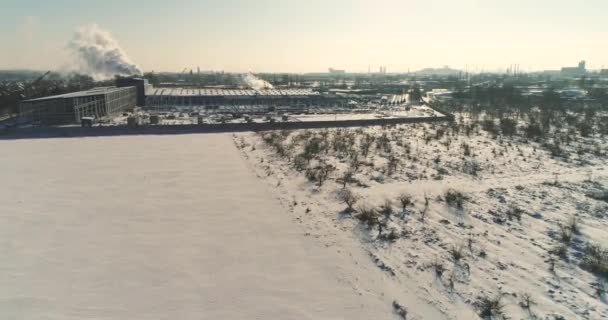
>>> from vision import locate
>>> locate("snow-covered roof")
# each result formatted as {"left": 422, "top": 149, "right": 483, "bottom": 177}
{"left": 148, "top": 88, "right": 319, "bottom": 97}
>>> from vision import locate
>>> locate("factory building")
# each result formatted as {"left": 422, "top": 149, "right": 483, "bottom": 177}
{"left": 145, "top": 87, "right": 323, "bottom": 109}
{"left": 116, "top": 77, "right": 152, "bottom": 106}
{"left": 561, "top": 61, "right": 587, "bottom": 77}
{"left": 19, "top": 86, "right": 137, "bottom": 125}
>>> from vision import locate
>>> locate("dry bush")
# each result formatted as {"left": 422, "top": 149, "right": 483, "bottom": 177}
{"left": 519, "top": 292, "right": 535, "bottom": 310}
{"left": 392, "top": 301, "right": 408, "bottom": 319}
{"left": 461, "top": 142, "right": 472, "bottom": 156}
{"left": 463, "top": 159, "right": 481, "bottom": 176}
{"left": 566, "top": 216, "right": 581, "bottom": 234}
{"left": 500, "top": 118, "right": 517, "bottom": 136}
{"left": 505, "top": 206, "right": 524, "bottom": 222}
{"left": 398, "top": 193, "right": 413, "bottom": 219}
{"left": 306, "top": 163, "right": 335, "bottom": 187}
{"left": 448, "top": 245, "right": 465, "bottom": 263}
{"left": 581, "top": 243, "right": 608, "bottom": 277}
{"left": 355, "top": 205, "right": 379, "bottom": 228}
{"left": 427, "top": 258, "right": 445, "bottom": 278}
{"left": 338, "top": 188, "right": 358, "bottom": 213}
{"left": 476, "top": 293, "right": 507, "bottom": 320}
{"left": 339, "top": 170, "right": 355, "bottom": 188}
{"left": 379, "top": 199, "right": 394, "bottom": 221}
{"left": 445, "top": 189, "right": 468, "bottom": 209}
{"left": 558, "top": 226, "right": 573, "bottom": 244}
{"left": 551, "top": 244, "right": 569, "bottom": 259}
{"left": 378, "top": 229, "right": 400, "bottom": 242}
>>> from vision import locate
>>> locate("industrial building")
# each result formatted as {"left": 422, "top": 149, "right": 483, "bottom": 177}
{"left": 145, "top": 87, "right": 323, "bottom": 109}
{"left": 561, "top": 61, "right": 587, "bottom": 77}
{"left": 116, "top": 77, "right": 152, "bottom": 106}
{"left": 20, "top": 86, "right": 137, "bottom": 125}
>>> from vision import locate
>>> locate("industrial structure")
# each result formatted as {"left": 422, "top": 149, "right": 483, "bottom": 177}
{"left": 145, "top": 88, "right": 324, "bottom": 109}
{"left": 561, "top": 61, "right": 587, "bottom": 77}
{"left": 116, "top": 77, "right": 152, "bottom": 106}
{"left": 19, "top": 86, "right": 137, "bottom": 125}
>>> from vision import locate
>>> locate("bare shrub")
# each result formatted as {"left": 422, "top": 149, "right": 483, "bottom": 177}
{"left": 476, "top": 293, "right": 507, "bottom": 320}
{"left": 356, "top": 205, "right": 379, "bottom": 228}
{"left": 463, "top": 159, "right": 481, "bottom": 176}
{"left": 306, "top": 163, "right": 334, "bottom": 187}
{"left": 339, "top": 170, "right": 355, "bottom": 189}
{"left": 519, "top": 292, "right": 535, "bottom": 310}
{"left": 293, "top": 154, "right": 308, "bottom": 171}
{"left": 427, "top": 258, "right": 445, "bottom": 278}
{"left": 551, "top": 244, "right": 569, "bottom": 259}
{"left": 500, "top": 118, "right": 517, "bottom": 136}
{"left": 387, "top": 155, "right": 399, "bottom": 175}
{"left": 449, "top": 245, "right": 465, "bottom": 263}
{"left": 398, "top": 193, "right": 413, "bottom": 219}
{"left": 505, "top": 206, "right": 524, "bottom": 222}
{"left": 392, "top": 301, "right": 408, "bottom": 319}
{"left": 581, "top": 243, "right": 608, "bottom": 276}
{"left": 379, "top": 199, "right": 394, "bottom": 222}
{"left": 566, "top": 216, "right": 581, "bottom": 234}
{"left": 445, "top": 189, "right": 468, "bottom": 209}
{"left": 339, "top": 188, "right": 358, "bottom": 213}
{"left": 378, "top": 229, "right": 400, "bottom": 242}
{"left": 461, "top": 142, "right": 472, "bottom": 156}
{"left": 558, "top": 226, "right": 573, "bottom": 244}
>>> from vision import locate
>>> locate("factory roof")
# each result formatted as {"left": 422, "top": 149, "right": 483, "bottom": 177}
{"left": 23, "top": 86, "right": 133, "bottom": 102}
{"left": 148, "top": 88, "right": 320, "bottom": 97}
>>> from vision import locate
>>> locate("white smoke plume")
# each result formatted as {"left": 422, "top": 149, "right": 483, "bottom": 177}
{"left": 68, "top": 24, "right": 142, "bottom": 80}
{"left": 241, "top": 73, "right": 273, "bottom": 90}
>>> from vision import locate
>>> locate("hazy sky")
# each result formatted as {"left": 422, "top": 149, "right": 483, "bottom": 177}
{"left": 1, "top": 0, "right": 607, "bottom": 73}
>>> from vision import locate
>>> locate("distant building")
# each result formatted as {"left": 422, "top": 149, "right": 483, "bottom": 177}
{"left": 561, "top": 60, "right": 587, "bottom": 77}
{"left": 116, "top": 77, "right": 152, "bottom": 106}
{"left": 328, "top": 68, "right": 346, "bottom": 75}
{"left": 20, "top": 86, "right": 137, "bottom": 125}
{"left": 427, "top": 89, "right": 453, "bottom": 101}
{"left": 145, "top": 88, "right": 323, "bottom": 109}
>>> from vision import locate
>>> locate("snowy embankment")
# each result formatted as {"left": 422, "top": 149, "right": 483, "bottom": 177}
{"left": 235, "top": 120, "right": 608, "bottom": 319}
{"left": 0, "top": 134, "right": 397, "bottom": 320}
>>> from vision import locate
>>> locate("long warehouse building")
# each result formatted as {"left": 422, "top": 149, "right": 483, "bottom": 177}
{"left": 20, "top": 86, "right": 137, "bottom": 125}
{"left": 145, "top": 87, "right": 325, "bottom": 108}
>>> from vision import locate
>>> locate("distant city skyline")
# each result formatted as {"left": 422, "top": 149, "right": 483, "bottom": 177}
{"left": 1, "top": 0, "right": 607, "bottom": 73}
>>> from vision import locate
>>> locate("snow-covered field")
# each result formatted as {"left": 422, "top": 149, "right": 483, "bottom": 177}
{"left": 2, "top": 117, "right": 607, "bottom": 319}
{"left": 292, "top": 106, "right": 442, "bottom": 122}
{"left": 0, "top": 134, "right": 410, "bottom": 320}
{"left": 235, "top": 118, "right": 608, "bottom": 319}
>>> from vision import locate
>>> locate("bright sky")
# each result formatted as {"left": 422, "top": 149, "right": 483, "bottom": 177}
{"left": 1, "top": 0, "right": 607, "bottom": 73}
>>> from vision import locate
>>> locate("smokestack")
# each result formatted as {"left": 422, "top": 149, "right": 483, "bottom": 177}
{"left": 68, "top": 24, "right": 142, "bottom": 80}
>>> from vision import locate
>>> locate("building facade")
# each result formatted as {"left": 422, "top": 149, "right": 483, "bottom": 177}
{"left": 145, "top": 88, "right": 324, "bottom": 110}
{"left": 561, "top": 61, "right": 587, "bottom": 77}
{"left": 20, "top": 86, "right": 137, "bottom": 125}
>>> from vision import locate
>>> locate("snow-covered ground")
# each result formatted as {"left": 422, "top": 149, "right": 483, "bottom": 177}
{"left": 0, "top": 134, "right": 415, "bottom": 320}
{"left": 2, "top": 118, "right": 607, "bottom": 319}
{"left": 292, "top": 106, "right": 442, "bottom": 122}
{"left": 235, "top": 119, "right": 608, "bottom": 319}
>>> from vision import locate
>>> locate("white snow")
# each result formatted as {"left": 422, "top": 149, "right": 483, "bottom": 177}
{"left": 0, "top": 134, "right": 395, "bottom": 320}
{"left": 235, "top": 120, "right": 608, "bottom": 319}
